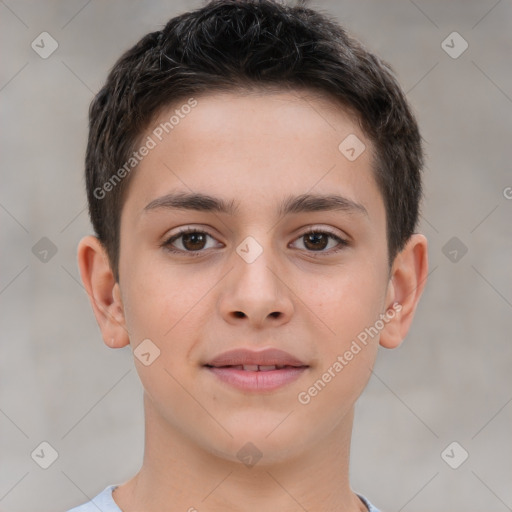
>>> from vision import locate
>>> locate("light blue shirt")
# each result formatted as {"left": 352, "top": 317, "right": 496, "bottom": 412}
{"left": 67, "top": 484, "right": 382, "bottom": 511}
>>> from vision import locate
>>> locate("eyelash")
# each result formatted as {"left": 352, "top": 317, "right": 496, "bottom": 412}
{"left": 162, "top": 227, "right": 349, "bottom": 257}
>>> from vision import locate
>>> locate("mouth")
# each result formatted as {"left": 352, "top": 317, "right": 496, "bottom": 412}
{"left": 204, "top": 347, "right": 308, "bottom": 368}
{"left": 204, "top": 364, "right": 305, "bottom": 371}
{"left": 203, "top": 348, "right": 309, "bottom": 392}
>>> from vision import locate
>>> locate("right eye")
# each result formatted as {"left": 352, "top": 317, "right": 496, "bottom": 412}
{"left": 163, "top": 228, "right": 223, "bottom": 256}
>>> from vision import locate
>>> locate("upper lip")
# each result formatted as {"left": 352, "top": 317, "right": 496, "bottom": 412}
{"left": 204, "top": 348, "right": 308, "bottom": 367}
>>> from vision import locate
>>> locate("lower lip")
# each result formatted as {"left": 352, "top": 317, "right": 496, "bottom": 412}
{"left": 205, "top": 366, "right": 308, "bottom": 392}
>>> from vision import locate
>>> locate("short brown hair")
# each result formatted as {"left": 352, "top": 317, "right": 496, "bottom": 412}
{"left": 85, "top": 0, "right": 424, "bottom": 280}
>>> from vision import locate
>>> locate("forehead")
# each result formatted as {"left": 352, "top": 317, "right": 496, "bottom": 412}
{"left": 122, "top": 89, "right": 383, "bottom": 222}
{"left": 161, "top": 88, "right": 364, "bottom": 155}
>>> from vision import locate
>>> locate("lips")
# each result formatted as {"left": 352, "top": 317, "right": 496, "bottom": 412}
{"left": 204, "top": 348, "right": 309, "bottom": 392}
{"left": 204, "top": 347, "right": 308, "bottom": 368}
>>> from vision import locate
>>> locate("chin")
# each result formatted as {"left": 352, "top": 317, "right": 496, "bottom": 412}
{"left": 201, "top": 419, "right": 312, "bottom": 466}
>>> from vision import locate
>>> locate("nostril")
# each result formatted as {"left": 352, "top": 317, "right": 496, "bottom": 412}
{"left": 232, "top": 311, "right": 281, "bottom": 319}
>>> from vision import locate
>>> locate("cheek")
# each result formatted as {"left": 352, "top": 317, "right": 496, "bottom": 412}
{"left": 121, "top": 255, "right": 197, "bottom": 338}
{"left": 297, "top": 269, "right": 383, "bottom": 415}
{"left": 121, "top": 260, "right": 213, "bottom": 380}
{"left": 120, "top": 267, "right": 201, "bottom": 410}
{"left": 307, "top": 261, "right": 387, "bottom": 344}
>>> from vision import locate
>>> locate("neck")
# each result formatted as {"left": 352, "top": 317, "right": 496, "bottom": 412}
{"left": 113, "top": 392, "right": 367, "bottom": 512}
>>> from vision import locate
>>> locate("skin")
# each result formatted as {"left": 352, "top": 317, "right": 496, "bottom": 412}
{"left": 78, "top": 89, "right": 428, "bottom": 512}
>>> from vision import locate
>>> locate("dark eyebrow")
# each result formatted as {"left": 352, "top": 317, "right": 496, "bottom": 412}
{"left": 144, "top": 191, "right": 239, "bottom": 215}
{"left": 278, "top": 193, "right": 368, "bottom": 217}
{"left": 143, "top": 191, "right": 368, "bottom": 217}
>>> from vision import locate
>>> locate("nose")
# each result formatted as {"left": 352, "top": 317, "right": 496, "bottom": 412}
{"left": 218, "top": 241, "right": 294, "bottom": 328}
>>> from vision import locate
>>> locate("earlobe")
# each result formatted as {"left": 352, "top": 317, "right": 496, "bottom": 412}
{"left": 77, "top": 235, "right": 130, "bottom": 349}
{"left": 379, "top": 234, "right": 428, "bottom": 349}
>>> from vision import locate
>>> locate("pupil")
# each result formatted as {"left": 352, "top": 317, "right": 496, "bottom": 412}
{"left": 183, "top": 233, "right": 205, "bottom": 250}
{"left": 305, "top": 233, "right": 327, "bottom": 250}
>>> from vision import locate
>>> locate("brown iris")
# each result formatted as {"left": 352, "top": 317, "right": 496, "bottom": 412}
{"left": 303, "top": 232, "right": 329, "bottom": 251}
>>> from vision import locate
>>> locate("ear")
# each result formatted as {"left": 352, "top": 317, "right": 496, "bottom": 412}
{"left": 77, "top": 235, "right": 130, "bottom": 349}
{"left": 379, "top": 234, "right": 428, "bottom": 349}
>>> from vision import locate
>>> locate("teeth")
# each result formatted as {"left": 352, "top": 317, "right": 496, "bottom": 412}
{"left": 214, "top": 364, "right": 296, "bottom": 371}
{"left": 258, "top": 365, "right": 277, "bottom": 371}
{"left": 240, "top": 364, "right": 278, "bottom": 371}
{"left": 242, "top": 364, "right": 259, "bottom": 371}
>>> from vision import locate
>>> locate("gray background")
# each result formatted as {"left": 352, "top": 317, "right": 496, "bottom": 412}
{"left": 1, "top": 1, "right": 511, "bottom": 511}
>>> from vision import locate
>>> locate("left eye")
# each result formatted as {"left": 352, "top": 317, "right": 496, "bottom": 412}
{"left": 290, "top": 230, "right": 348, "bottom": 253}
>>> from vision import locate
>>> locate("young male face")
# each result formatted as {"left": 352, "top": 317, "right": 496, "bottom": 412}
{"left": 79, "top": 89, "right": 427, "bottom": 468}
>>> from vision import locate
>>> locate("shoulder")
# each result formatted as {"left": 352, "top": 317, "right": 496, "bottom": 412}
{"left": 65, "top": 484, "right": 121, "bottom": 512}
{"left": 66, "top": 486, "right": 381, "bottom": 512}
{"left": 357, "top": 493, "right": 382, "bottom": 512}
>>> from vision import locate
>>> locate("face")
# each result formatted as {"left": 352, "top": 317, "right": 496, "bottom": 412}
{"left": 116, "top": 89, "right": 392, "bottom": 464}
